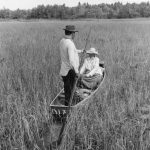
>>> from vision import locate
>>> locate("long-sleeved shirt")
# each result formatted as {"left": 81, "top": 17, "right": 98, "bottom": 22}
{"left": 80, "top": 57, "right": 103, "bottom": 76}
{"left": 59, "top": 36, "right": 82, "bottom": 76}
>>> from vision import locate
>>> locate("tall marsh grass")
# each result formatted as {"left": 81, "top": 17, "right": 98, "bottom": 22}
{"left": 0, "top": 20, "right": 150, "bottom": 150}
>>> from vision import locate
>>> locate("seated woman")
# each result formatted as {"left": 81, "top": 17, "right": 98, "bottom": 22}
{"left": 79, "top": 48, "right": 104, "bottom": 90}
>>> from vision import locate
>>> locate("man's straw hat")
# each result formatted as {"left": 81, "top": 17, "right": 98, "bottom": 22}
{"left": 63, "top": 25, "right": 78, "bottom": 32}
{"left": 86, "top": 48, "right": 99, "bottom": 55}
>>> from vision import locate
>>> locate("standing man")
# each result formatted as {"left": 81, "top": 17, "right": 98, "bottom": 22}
{"left": 59, "top": 25, "right": 83, "bottom": 106}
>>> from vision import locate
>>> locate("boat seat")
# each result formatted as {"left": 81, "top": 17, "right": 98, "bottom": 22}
{"left": 58, "top": 93, "right": 65, "bottom": 99}
{"left": 57, "top": 93, "right": 65, "bottom": 105}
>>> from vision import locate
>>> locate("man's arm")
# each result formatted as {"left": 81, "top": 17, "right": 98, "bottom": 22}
{"left": 76, "top": 49, "right": 84, "bottom": 53}
{"left": 68, "top": 42, "right": 79, "bottom": 74}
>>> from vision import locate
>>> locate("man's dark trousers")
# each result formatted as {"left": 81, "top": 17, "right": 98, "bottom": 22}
{"left": 62, "top": 69, "right": 76, "bottom": 106}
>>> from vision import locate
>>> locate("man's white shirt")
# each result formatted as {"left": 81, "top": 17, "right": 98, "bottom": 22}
{"left": 59, "top": 36, "right": 82, "bottom": 76}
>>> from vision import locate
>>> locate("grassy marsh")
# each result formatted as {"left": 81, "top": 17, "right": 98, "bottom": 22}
{"left": 0, "top": 19, "right": 150, "bottom": 150}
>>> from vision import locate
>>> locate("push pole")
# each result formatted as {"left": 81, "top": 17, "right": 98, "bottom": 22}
{"left": 56, "top": 27, "right": 92, "bottom": 147}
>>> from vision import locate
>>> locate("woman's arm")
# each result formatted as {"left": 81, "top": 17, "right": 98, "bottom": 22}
{"left": 76, "top": 49, "right": 84, "bottom": 53}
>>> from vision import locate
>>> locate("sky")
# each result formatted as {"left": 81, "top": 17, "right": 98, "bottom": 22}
{"left": 1, "top": 0, "right": 150, "bottom": 10}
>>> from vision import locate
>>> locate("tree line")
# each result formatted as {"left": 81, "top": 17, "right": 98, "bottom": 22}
{"left": 1, "top": 2, "right": 150, "bottom": 19}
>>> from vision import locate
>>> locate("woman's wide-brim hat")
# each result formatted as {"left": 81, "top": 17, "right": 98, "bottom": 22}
{"left": 63, "top": 25, "right": 78, "bottom": 32}
{"left": 86, "top": 48, "right": 99, "bottom": 55}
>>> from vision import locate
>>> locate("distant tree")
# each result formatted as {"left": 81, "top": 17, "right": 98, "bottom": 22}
{"left": 100, "top": 4, "right": 110, "bottom": 18}
{"left": 50, "top": 5, "right": 59, "bottom": 18}
{"left": 59, "top": 4, "right": 67, "bottom": 19}
{"left": 36, "top": 5, "right": 47, "bottom": 18}
{"left": 30, "top": 8, "right": 38, "bottom": 18}
{"left": 75, "top": 2, "right": 86, "bottom": 18}
{"left": 139, "top": 2, "right": 150, "bottom": 17}
{"left": 45, "top": 5, "right": 52, "bottom": 19}
{"left": 10, "top": 9, "right": 28, "bottom": 19}
{"left": 96, "top": 6, "right": 104, "bottom": 19}
{"left": 0, "top": 9, "right": 10, "bottom": 18}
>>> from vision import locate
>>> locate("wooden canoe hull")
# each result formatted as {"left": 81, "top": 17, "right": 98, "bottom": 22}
{"left": 50, "top": 66, "right": 105, "bottom": 123}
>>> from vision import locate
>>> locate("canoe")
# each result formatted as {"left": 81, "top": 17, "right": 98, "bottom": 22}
{"left": 50, "top": 63, "right": 105, "bottom": 123}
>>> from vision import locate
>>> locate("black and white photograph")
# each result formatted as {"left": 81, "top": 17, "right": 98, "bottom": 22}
{"left": 0, "top": 0, "right": 150, "bottom": 149}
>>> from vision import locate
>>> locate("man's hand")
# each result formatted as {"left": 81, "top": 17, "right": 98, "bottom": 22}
{"left": 80, "top": 49, "right": 85, "bottom": 53}
{"left": 82, "top": 49, "right": 86, "bottom": 53}
{"left": 76, "top": 49, "right": 85, "bottom": 53}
